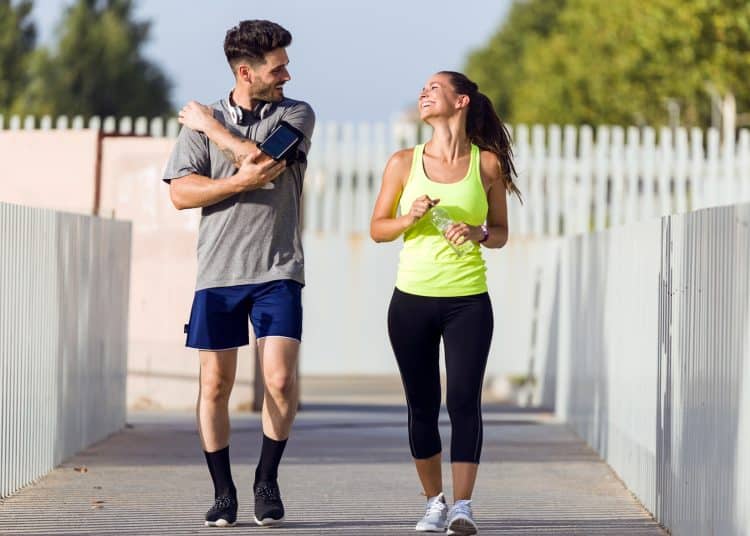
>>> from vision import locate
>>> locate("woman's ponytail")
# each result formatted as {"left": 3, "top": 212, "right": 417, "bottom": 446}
{"left": 439, "top": 71, "right": 522, "bottom": 201}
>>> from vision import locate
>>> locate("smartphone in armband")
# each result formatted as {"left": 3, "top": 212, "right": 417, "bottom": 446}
{"left": 258, "top": 121, "right": 305, "bottom": 163}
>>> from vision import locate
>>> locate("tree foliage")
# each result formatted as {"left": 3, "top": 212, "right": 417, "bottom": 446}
{"left": 465, "top": 0, "right": 566, "bottom": 125}
{"left": 466, "top": 0, "right": 750, "bottom": 128}
{"left": 6, "top": 0, "right": 172, "bottom": 118}
{"left": 0, "top": 0, "right": 36, "bottom": 113}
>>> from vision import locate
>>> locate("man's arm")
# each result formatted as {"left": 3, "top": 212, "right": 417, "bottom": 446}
{"left": 169, "top": 154, "right": 286, "bottom": 210}
{"left": 281, "top": 102, "right": 315, "bottom": 158}
{"left": 179, "top": 101, "right": 260, "bottom": 167}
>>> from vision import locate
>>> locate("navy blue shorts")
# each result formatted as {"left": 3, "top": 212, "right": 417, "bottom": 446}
{"left": 185, "top": 279, "right": 303, "bottom": 350}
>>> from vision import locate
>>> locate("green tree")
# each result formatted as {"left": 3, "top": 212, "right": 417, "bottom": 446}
{"left": 15, "top": 0, "right": 172, "bottom": 118}
{"left": 466, "top": 0, "right": 750, "bottom": 128}
{"left": 465, "top": 0, "right": 567, "bottom": 122}
{"left": 0, "top": 0, "right": 36, "bottom": 114}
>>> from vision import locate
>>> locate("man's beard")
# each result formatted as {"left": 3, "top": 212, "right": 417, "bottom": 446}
{"left": 255, "top": 81, "right": 284, "bottom": 102}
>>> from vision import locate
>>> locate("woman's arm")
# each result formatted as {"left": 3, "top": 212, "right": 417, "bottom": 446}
{"left": 179, "top": 101, "right": 262, "bottom": 167}
{"left": 370, "top": 149, "right": 437, "bottom": 243}
{"left": 443, "top": 150, "right": 509, "bottom": 248}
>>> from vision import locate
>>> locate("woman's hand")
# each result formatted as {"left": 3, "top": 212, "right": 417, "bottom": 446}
{"left": 408, "top": 195, "right": 439, "bottom": 224}
{"left": 178, "top": 101, "right": 216, "bottom": 132}
{"left": 444, "top": 222, "right": 482, "bottom": 245}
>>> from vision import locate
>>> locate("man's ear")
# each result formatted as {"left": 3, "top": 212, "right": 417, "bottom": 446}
{"left": 237, "top": 64, "right": 253, "bottom": 84}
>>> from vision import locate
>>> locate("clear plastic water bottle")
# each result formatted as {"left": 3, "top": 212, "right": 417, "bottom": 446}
{"left": 430, "top": 206, "right": 474, "bottom": 257}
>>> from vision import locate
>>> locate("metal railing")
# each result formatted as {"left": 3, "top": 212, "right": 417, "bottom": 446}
{"left": 556, "top": 202, "right": 750, "bottom": 535}
{"left": 0, "top": 203, "right": 132, "bottom": 498}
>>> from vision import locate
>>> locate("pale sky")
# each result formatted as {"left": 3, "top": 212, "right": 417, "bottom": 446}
{"left": 31, "top": 0, "right": 512, "bottom": 122}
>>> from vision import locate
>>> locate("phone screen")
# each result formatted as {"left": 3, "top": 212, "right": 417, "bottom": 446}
{"left": 261, "top": 125, "right": 300, "bottom": 159}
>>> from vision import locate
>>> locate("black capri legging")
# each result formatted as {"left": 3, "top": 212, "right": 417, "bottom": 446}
{"left": 387, "top": 288, "right": 493, "bottom": 463}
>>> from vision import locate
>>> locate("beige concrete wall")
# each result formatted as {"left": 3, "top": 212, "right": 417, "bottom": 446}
{"left": 99, "top": 137, "right": 255, "bottom": 410}
{"left": 0, "top": 130, "right": 99, "bottom": 214}
{"left": 1, "top": 130, "right": 554, "bottom": 411}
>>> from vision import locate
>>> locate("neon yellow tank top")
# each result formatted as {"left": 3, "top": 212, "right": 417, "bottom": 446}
{"left": 396, "top": 143, "right": 488, "bottom": 297}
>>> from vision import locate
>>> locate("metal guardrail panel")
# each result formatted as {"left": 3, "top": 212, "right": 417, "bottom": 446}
{"left": 0, "top": 203, "right": 131, "bottom": 498}
{"left": 556, "top": 202, "right": 750, "bottom": 535}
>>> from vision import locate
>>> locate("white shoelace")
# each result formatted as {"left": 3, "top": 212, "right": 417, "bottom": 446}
{"left": 450, "top": 499, "right": 473, "bottom": 518}
{"left": 425, "top": 495, "right": 447, "bottom": 517}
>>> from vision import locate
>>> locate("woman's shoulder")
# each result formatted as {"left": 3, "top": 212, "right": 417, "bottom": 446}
{"left": 380, "top": 148, "right": 418, "bottom": 187}
{"left": 387, "top": 147, "right": 417, "bottom": 170}
{"left": 478, "top": 148, "right": 500, "bottom": 167}
{"left": 477, "top": 149, "right": 503, "bottom": 187}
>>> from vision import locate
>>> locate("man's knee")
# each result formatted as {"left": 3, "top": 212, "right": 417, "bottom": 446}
{"left": 264, "top": 369, "right": 297, "bottom": 398}
{"left": 200, "top": 371, "right": 233, "bottom": 404}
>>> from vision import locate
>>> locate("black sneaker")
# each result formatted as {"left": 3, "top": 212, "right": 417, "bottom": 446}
{"left": 205, "top": 495, "right": 238, "bottom": 527}
{"left": 253, "top": 481, "right": 285, "bottom": 526}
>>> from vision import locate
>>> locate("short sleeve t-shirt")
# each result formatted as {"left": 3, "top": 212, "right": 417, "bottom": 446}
{"left": 163, "top": 96, "right": 315, "bottom": 291}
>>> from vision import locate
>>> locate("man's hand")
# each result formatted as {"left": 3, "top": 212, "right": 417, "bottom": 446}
{"left": 178, "top": 101, "right": 216, "bottom": 133}
{"left": 231, "top": 153, "right": 286, "bottom": 192}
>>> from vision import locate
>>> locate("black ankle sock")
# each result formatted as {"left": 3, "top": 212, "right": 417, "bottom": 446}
{"left": 254, "top": 434, "right": 287, "bottom": 485}
{"left": 204, "top": 445, "right": 237, "bottom": 498}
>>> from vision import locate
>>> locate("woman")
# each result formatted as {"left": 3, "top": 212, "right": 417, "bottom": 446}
{"left": 370, "top": 71, "right": 519, "bottom": 535}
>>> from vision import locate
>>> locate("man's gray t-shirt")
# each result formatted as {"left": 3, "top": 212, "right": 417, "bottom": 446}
{"left": 163, "top": 97, "right": 315, "bottom": 291}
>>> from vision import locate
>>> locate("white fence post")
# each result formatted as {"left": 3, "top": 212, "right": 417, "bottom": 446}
{"left": 546, "top": 125, "right": 562, "bottom": 236}
{"left": 371, "top": 122, "right": 388, "bottom": 223}
{"left": 721, "top": 124, "right": 736, "bottom": 206}
{"left": 578, "top": 125, "right": 593, "bottom": 234}
{"left": 609, "top": 126, "right": 625, "bottom": 227}
{"left": 641, "top": 127, "right": 656, "bottom": 220}
{"left": 338, "top": 122, "right": 356, "bottom": 236}
{"left": 561, "top": 125, "right": 577, "bottom": 235}
{"left": 739, "top": 130, "right": 750, "bottom": 204}
{"left": 705, "top": 128, "right": 720, "bottom": 209}
{"left": 674, "top": 128, "right": 689, "bottom": 214}
{"left": 355, "top": 122, "right": 373, "bottom": 235}
{"left": 530, "top": 125, "right": 545, "bottom": 236}
{"left": 515, "top": 124, "right": 530, "bottom": 236}
{"left": 657, "top": 127, "right": 673, "bottom": 217}
{"left": 593, "top": 125, "right": 609, "bottom": 231}
{"left": 322, "top": 121, "right": 340, "bottom": 234}
{"left": 689, "top": 128, "right": 704, "bottom": 211}
{"left": 624, "top": 126, "right": 640, "bottom": 225}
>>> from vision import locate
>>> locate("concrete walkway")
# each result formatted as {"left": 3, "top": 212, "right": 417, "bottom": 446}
{"left": 0, "top": 405, "right": 665, "bottom": 535}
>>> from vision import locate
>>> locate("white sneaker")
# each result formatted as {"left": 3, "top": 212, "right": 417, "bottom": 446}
{"left": 447, "top": 500, "right": 478, "bottom": 535}
{"left": 415, "top": 492, "right": 448, "bottom": 532}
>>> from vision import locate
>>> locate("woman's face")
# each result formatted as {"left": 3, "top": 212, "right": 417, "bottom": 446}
{"left": 418, "top": 73, "right": 459, "bottom": 121}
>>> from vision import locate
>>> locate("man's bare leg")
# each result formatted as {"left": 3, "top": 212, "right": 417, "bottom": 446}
{"left": 197, "top": 349, "right": 238, "bottom": 451}
{"left": 257, "top": 337, "right": 300, "bottom": 440}
{"left": 197, "top": 350, "right": 239, "bottom": 526}
{"left": 252, "top": 337, "right": 299, "bottom": 526}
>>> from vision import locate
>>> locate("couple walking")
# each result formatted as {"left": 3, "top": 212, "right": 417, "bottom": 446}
{"left": 163, "top": 19, "right": 520, "bottom": 535}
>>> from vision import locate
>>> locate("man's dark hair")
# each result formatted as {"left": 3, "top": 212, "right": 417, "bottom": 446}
{"left": 224, "top": 20, "right": 292, "bottom": 70}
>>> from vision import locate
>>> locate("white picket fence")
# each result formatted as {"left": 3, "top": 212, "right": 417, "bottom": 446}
{"left": 302, "top": 122, "right": 750, "bottom": 238}
{"left": 0, "top": 113, "right": 181, "bottom": 137}
{"left": 4, "top": 114, "right": 750, "bottom": 238}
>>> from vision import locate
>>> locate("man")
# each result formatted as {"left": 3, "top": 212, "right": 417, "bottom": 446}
{"left": 162, "top": 20, "right": 315, "bottom": 527}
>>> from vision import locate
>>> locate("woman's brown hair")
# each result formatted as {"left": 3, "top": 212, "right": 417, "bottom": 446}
{"left": 439, "top": 71, "right": 522, "bottom": 201}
